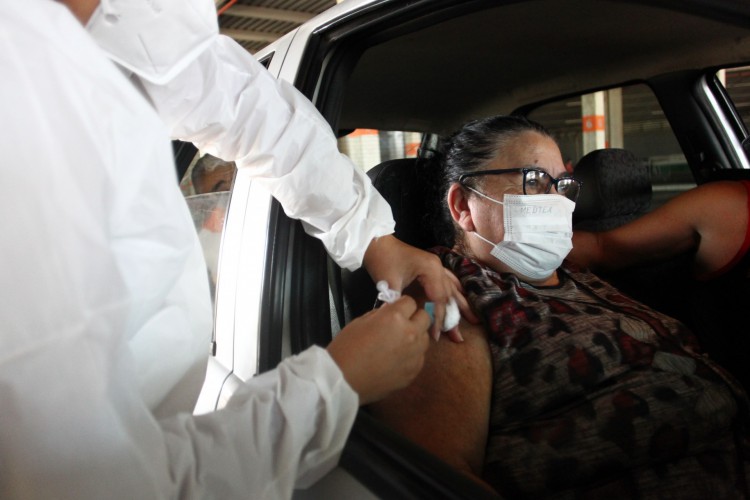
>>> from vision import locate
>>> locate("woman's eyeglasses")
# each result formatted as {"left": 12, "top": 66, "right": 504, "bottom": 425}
{"left": 458, "top": 168, "right": 581, "bottom": 202}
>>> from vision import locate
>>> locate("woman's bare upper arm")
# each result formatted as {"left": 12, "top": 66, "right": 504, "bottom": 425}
{"left": 367, "top": 318, "right": 492, "bottom": 478}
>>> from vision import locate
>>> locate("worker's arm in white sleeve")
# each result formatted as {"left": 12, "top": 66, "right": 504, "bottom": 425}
{"left": 0, "top": 318, "right": 355, "bottom": 500}
{"left": 162, "top": 346, "right": 359, "bottom": 497}
{"left": 86, "top": 1, "right": 472, "bottom": 333}
{"left": 140, "top": 35, "right": 394, "bottom": 271}
{"left": 87, "top": 0, "right": 393, "bottom": 270}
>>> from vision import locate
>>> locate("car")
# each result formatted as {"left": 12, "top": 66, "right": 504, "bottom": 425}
{"left": 175, "top": 0, "right": 750, "bottom": 497}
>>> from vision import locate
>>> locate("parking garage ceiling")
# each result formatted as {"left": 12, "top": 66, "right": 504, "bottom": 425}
{"left": 216, "top": 0, "right": 336, "bottom": 54}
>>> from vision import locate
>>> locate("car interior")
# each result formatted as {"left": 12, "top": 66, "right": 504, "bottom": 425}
{"left": 310, "top": 1, "right": 750, "bottom": 493}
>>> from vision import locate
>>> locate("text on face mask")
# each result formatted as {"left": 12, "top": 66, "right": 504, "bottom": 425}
{"left": 516, "top": 205, "right": 554, "bottom": 215}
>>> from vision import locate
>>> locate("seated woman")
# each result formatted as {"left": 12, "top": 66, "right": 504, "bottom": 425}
{"left": 368, "top": 115, "right": 749, "bottom": 498}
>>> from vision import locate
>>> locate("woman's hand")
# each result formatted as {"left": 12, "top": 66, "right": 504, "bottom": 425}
{"left": 362, "top": 234, "right": 479, "bottom": 341}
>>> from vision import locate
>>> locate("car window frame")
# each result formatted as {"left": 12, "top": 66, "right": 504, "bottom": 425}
{"left": 700, "top": 70, "right": 750, "bottom": 173}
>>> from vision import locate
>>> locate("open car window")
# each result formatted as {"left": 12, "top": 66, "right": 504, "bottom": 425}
{"left": 527, "top": 83, "right": 694, "bottom": 210}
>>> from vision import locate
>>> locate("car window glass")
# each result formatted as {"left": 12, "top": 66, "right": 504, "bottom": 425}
{"left": 718, "top": 66, "right": 750, "bottom": 129}
{"left": 528, "top": 84, "right": 694, "bottom": 210}
{"left": 180, "top": 154, "right": 237, "bottom": 304}
{"left": 338, "top": 129, "right": 422, "bottom": 171}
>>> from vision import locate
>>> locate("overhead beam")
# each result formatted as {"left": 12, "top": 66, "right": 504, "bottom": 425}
{"left": 223, "top": 6, "right": 315, "bottom": 24}
{"left": 220, "top": 28, "right": 280, "bottom": 43}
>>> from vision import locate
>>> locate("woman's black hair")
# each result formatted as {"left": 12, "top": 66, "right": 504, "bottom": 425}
{"left": 422, "top": 115, "right": 553, "bottom": 248}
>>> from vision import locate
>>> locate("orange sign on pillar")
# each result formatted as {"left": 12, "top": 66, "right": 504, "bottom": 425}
{"left": 581, "top": 115, "right": 605, "bottom": 132}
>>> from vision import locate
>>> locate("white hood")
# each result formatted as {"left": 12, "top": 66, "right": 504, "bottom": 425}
{"left": 86, "top": 0, "right": 218, "bottom": 84}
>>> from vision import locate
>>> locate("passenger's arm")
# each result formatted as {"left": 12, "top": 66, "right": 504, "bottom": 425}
{"left": 570, "top": 181, "right": 747, "bottom": 276}
{"left": 570, "top": 205, "right": 698, "bottom": 272}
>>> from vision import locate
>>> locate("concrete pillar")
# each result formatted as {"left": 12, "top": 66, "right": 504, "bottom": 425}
{"left": 606, "top": 88, "right": 624, "bottom": 149}
{"left": 581, "top": 91, "right": 606, "bottom": 154}
{"left": 338, "top": 129, "right": 381, "bottom": 171}
{"left": 403, "top": 131, "right": 422, "bottom": 158}
{"left": 379, "top": 130, "right": 404, "bottom": 162}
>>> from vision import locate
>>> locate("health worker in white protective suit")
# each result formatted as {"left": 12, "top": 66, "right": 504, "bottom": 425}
{"left": 0, "top": 1, "right": 475, "bottom": 499}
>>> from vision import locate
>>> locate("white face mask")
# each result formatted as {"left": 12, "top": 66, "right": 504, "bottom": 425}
{"left": 467, "top": 188, "right": 575, "bottom": 281}
{"left": 86, "top": 0, "right": 218, "bottom": 84}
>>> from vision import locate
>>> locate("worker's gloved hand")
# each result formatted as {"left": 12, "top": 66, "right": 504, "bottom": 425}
{"left": 377, "top": 281, "right": 460, "bottom": 336}
{"left": 327, "top": 296, "right": 430, "bottom": 405}
{"left": 424, "top": 297, "right": 461, "bottom": 332}
{"left": 363, "top": 234, "right": 478, "bottom": 342}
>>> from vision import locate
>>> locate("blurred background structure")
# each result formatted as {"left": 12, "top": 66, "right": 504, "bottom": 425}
{"left": 216, "top": 0, "right": 336, "bottom": 54}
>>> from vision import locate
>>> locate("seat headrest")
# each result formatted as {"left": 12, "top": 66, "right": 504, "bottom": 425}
{"left": 368, "top": 158, "right": 437, "bottom": 250}
{"left": 573, "top": 148, "right": 652, "bottom": 231}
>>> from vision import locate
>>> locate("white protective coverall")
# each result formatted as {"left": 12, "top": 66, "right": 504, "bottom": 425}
{"left": 0, "top": 1, "right": 393, "bottom": 498}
